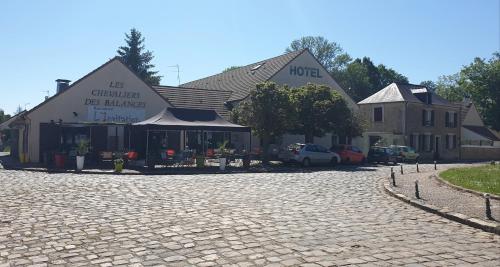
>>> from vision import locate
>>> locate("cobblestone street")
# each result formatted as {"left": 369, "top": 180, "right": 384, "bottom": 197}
{"left": 0, "top": 164, "right": 499, "bottom": 266}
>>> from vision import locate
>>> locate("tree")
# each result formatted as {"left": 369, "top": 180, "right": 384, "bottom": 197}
{"left": 117, "top": 28, "right": 162, "bottom": 85}
{"left": 419, "top": 80, "right": 437, "bottom": 92}
{"left": 336, "top": 57, "right": 408, "bottom": 102}
{"left": 0, "top": 109, "right": 11, "bottom": 123}
{"left": 231, "top": 82, "right": 292, "bottom": 163}
{"left": 222, "top": 66, "right": 241, "bottom": 73}
{"left": 431, "top": 53, "right": 499, "bottom": 130}
{"left": 288, "top": 83, "right": 360, "bottom": 143}
{"left": 434, "top": 74, "right": 463, "bottom": 102}
{"left": 286, "top": 36, "right": 351, "bottom": 73}
{"left": 458, "top": 53, "right": 500, "bottom": 130}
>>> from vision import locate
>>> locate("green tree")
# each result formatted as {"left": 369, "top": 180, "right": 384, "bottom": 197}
{"left": 117, "top": 28, "right": 162, "bottom": 85}
{"left": 0, "top": 109, "right": 11, "bottom": 123}
{"left": 336, "top": 57, "right": 408, "bottom": 102}
{"left": 286, "top": 36, "right": 351, "bottom": 73}
{"left": 231, "top": 82, "right": 292, "bottom": 163}
{"left": 459, "top": 53, "right": 500, "bottom": 130}
{"left": 288, "top": 83, "right": 360, "bottom": 143}
{"left": 419, "top": 80, "right": 437, "bottom": 92}
{"left": 434, "top": 74, "right": 463, "bottom": 102}
{"left": 222, "top": 66, "right": 241, "bottom": 73}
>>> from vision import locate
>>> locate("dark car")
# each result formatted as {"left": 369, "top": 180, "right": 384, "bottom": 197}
{"left": 367, "top": 146, "right": 398, "bottom": 165}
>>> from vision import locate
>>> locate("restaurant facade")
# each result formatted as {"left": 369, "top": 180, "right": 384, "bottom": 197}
{"left": 3, "top": 49, "right": 361, "bottom": 164}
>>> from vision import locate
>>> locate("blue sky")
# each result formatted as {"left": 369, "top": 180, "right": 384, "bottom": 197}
{"left": 1, "top": 0, "right": 498, "bottom": 115}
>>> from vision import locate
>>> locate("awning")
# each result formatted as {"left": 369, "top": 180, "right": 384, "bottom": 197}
{"left": 133, "top": 107, "right": 250, "bottom": 132}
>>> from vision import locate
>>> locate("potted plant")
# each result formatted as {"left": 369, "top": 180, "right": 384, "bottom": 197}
{"left": 196, "top": 153, "right": 205, "bottom": 168}
{"left": 54, "top": 150, "right": 66, "bottom": 169}
{"left": 114, "top": 158, "right": 124, "bottom": 173}
{"left": 76, "top": 140, "right": 89, "bottom": 171}
{"left": 218, "top": 140, "right": 229, "bottom": 171}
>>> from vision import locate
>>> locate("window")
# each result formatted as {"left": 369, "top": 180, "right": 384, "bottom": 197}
{"left": 374, "top": 107, "right": 383, "bottom": 122}
{"left": 445, "top": 112, "right": 457, "bottom": 128}
{"left": 422, "top": 110, "right": 434, "bottom": 126}
{"left": 446, "top": 134, "right": 457, "bottom": 149}
{"left": 316, "top": 145, "right": 328, "bottom": 153}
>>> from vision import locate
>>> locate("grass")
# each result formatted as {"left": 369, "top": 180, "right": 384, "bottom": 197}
{"left": 440, "top": 164, "right": 500, "bottom": 195}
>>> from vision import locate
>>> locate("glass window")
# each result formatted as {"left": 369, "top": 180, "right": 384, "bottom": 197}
{"left": 374, "top": 107, "right": 383, "bottom": 122}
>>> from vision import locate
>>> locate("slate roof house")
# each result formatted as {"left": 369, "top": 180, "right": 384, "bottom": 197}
{"left": 358, "top": 83, "right": 500, "bottom": 160}
{"left": 358, "top": 83, "right": 462, "bottom": 160}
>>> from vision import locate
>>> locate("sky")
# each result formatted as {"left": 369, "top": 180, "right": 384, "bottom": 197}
{"left": 0, "top": 0, "right": 499, "bottom": 115}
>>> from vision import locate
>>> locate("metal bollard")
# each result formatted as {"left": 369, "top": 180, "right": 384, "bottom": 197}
{"left": 415, "top": 180, "right": 420, "bottom": 199}
{"left": 485, "top": 194, "right": 493, "bottom": 220}
{"left": 416, "top": 162, "right": 419, "bottom": 173}
{"left": 434, "top": 161, "right": 437, "bottom": 170}
{"left": 400, "top": 165, "right": 404, "bottom": 175}
{"left": 391, "top": 168, "right": 396, "bottom": 186}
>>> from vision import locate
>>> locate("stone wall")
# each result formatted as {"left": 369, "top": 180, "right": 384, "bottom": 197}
{"left": 461, "top": 146, "right": 500, "bottom": 160}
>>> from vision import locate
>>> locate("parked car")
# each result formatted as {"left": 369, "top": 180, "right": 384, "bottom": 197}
{"left": 278, "top": 143, "right": 341, "bottom": 167}
{"left": 367, "top": 146, "right": 398, "bottom": 165}
{"left": 331, "top": 144, "right": 366, "bottom": 164}
{"left": 389, "top": 145, "right": 420, "bottom": 162}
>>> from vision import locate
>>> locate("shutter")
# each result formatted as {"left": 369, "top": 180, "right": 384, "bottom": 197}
{"left": 453, "top": 113, "right": 458, "bottom": 128}
{"left": 445, "top": 112, "right": 449, "bottom": 127}
{"left": 430, "top": 135, "right": 434, "bottom": 152}
{"left": 409, "top": 134, "right": 414, "bottom": 147}
{"left": 453, "top": 135, "right": 457, "bottom": 149}
{"left": 419, "top": 134, "right": 424, "bottom": 151}
{"left": 446, "top": 135, "right": 449, "bottom": 149}
{"left": 431, "top": 110, "right": 435, "bottom": 126}
{"left": 422, "top": 110, "right": 426, "bottom": 126}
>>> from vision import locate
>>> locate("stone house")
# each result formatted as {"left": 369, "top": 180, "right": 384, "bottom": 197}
{"left": 358, "top": 83, "right": 461, "bottom": 160}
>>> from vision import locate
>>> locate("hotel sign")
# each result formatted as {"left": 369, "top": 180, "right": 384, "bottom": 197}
{"left": 85, "top": 81, "right": 147, "bottom": 123}
{"left": 289, "top": 66, "right": 323, "bottom": 78}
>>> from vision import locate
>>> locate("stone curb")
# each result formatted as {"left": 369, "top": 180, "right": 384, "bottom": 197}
{"left": 383, "top": 179, "right": 500, "bottom": 235}
{"left": 433, "top": 172, "right": 500, "bottom": 200}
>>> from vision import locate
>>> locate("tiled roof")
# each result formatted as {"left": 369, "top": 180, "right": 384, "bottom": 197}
{"left": 180, "top": 50, "right": 305, "bottom": 102}
{"left": 463, "top": 125, "right": 500, "bottom": 141}
{"left": 358, "top": 83, "right": 455, "bottom": 106}
{"left": 153, "top": 86, "right": 233, "bottom": 119}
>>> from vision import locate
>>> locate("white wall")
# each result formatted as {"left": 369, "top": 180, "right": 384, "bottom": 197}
{"left": 26, "top": 58, "right": 171, "bottom": 162}
{"left": 269, "top": 51, "right": 357, "bottom": 110}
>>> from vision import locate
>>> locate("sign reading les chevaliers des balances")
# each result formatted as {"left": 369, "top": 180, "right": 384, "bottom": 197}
{"left": 84, "top": 81, "right": 146, "bottom": 123}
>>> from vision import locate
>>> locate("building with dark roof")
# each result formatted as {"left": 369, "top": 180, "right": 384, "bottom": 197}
{"left": 358, "top": 83, "right": 500, "bottom": 160}
{"left": 358, "top": 83, "right": 462, "bottom": 160}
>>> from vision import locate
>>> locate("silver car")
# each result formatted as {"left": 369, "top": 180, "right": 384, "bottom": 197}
{"left": 279, "top": 143, "right": 341, "bottom": 167}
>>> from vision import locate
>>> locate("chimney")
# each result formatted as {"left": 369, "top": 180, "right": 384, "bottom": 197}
{"left": 55, "top": 79, "right": 71, "bottom": 94}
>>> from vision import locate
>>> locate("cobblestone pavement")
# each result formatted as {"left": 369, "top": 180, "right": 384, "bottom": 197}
{"left": 0, "top": 164, "right": 499, "bottom": 267}
{"left": 389, "top": 163, "right": 500, "bottom": 222}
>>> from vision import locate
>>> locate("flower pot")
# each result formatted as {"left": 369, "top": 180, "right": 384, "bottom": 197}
{"left": 114, "top": 162, "right": 123, "bottom": 173}
{"left": 54, "top": 153, "right": 65, "bottom": 169}
{"left": 243, "top": 155, "right": 250, "bottom": 168}
{"left": 219, "top": 157, "right": 227, "bottom": 171}
{"left": 196, "top": 155, "right": 205, "bottom": 168}
{"left": 76, "top": 155, "right": 85, "bottom": 171}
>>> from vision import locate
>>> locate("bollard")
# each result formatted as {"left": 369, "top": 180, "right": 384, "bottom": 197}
{"left": 434, "top": 161, "right": 437, "bottom": 170}
{"left": 415, "top": 180, "right": 420, "bottom": 199}
{"left": 400, "top": 165, "right": 404, "bottom": 175}
{"left": 485, "top": 194, "right": 493, "bottom": 220}
{"left": 416, "top": 162, "right": 419, "bottom": 173}
{"left": 391, "top": 168, "right": 396, "bottom": 186}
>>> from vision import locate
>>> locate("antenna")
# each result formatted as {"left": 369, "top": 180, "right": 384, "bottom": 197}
{"left": 167, "top": 64, "right": 181, "bottom": 86}
{"left": 43, "top": 90, "right": 50, "bottom": 100}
